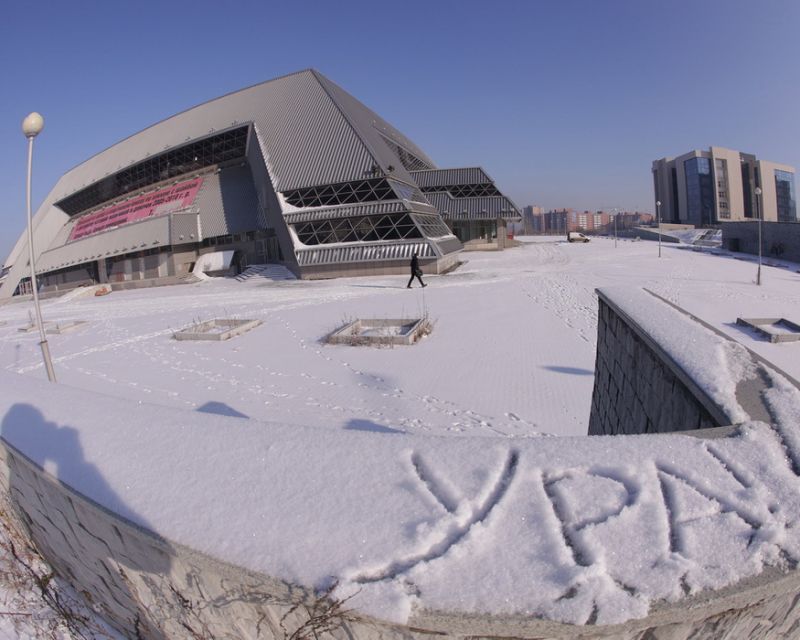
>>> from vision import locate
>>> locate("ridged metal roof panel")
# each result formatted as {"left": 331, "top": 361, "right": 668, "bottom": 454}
{"left": 284, "top": 201, "right": 408, "bottom": 224}
{"left": 195, "top": 166, "right": 262, "bottom": 237}
{"left": 36, "top": 216, "right": 173, "bottom": 273}
{"left": 295, "top": 241, "right": 436, "bottom": 266}
{"left": 410, "top": 167, "right": 493, "bottom": 187}
{"left": 425, "top": 193, "right": 521, "bottom": 220}
{"left": 313, "top": 71, "right": 437, "bottom": 182}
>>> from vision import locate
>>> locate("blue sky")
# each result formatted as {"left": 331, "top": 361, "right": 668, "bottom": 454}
{"left": 2, "top": 0, "right": 799, "bottom": 262}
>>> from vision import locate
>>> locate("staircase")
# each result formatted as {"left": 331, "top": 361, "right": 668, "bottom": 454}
{"left": 693, "top": 229, "right": 722, "bottom": 248}
{"left": 234, "top": 264, "right": 296, "bottom": 282}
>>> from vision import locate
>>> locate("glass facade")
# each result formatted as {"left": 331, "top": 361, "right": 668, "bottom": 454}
{"left": 293, "top": 213, "right": 422, "bottom": 245}
{"left": 684, "top": 157, "right": 714, "bottom": 225}
{"left": 420, "top": 183, "right": 501, "bottom": 198}
{"left": 775, "top": 170, "right": 797, "bottom": 222}
{"left": 377, "top": 134, "right": 433, "bottom": 171}
{"left": 282, "top": 178, "right": 394, "bottom": 208}
{"left": 410, "top": 214, "right": 452, "bottom": 238}
{"left": 451, "top": 220, "right": 497, "bottom": 242}
{"left": 741, "top": 162, "right": 754, "bottom": 218}
{"left": 56, "top": 126, "right": 250, "bottom": 216}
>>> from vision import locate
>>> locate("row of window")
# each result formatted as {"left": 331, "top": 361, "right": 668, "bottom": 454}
{"left": 420, "top": 184, "right": 501, "bottom": 198}
{"left": 56, "top": 126, "right": 250, "bottom": 216}
{"left": 293, "top": 213, "right": 423, "bottom": 245}
{"left": 283, "top": 178, "right": 395, "bottom": 208}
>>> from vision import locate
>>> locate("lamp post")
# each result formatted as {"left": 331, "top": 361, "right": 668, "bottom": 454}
{"left": 22, "top": 112, "right": 56, "bottom": 382}
{"left": 656, "top": 200, "right": 662, "bottom": 258}
{"left": 755, "top": 186, "right": 762, "bottom": 286}
{"left": 613, "top": 207, "right": 618, "bottom": 248}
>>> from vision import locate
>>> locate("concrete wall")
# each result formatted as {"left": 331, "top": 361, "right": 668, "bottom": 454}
{"left": 757, "top": 160, "right": 796, "bottom": 222}
{"left": 1, "top": 441, "right": 402, "bottom": 640}
{"left": 588, "top": 296, "right": 722, "bottom": 436}
{"left": 710, "top": 146, "right": 744, "bottom": 220}
{"left": 722, "top": 221, "right": 800, "bottom": 263}
{"left": 6, "top": 434, "right": 800, "bottom": 640}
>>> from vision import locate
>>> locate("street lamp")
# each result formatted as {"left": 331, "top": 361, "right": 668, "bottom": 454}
{"left": 755, "top": 186, "right": 763, "bottom": 286}
{"left": 613, "top": 207, "right": 618, "bottom": 248}
{"left": 656, "top": 200, "right": 662, "bottom": 258}
{"left": 22, "top": 112, "right": 57, "bottom": 382}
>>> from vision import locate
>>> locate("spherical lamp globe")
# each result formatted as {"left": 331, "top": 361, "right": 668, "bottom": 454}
{"left": 22, "top": 112, "right": 45, "bottom": 138}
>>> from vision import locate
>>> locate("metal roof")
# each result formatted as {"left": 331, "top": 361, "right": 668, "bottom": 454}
{"left": 424, "top": 192, "right": 521, "bottom": 220}
{"left": 410, "top": 167, "right": 493, "bottom": 188}
{"left": 313, "top": 71, "right": 437, "bottom": 177}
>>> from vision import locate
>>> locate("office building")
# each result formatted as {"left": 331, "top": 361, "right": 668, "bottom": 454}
{"left": 652, "top": 147, "right": 796, "bottom": 226}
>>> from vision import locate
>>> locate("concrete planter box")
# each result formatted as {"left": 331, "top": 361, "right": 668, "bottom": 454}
{"left": 326, "top": 318, "right": 429, "bottom": 346}
{"left": 46, "top": 320, "right": 88, "bottom": 335}
{"left": 737, "top": 317, "right": 800, "bottom": 343}
{"left": 18, "top": 321, "right": 56, "bottom": 333}
{"left": 173, "top": 318, "right": 261, "bottom": 341}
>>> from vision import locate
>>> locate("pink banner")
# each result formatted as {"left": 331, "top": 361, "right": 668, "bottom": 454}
{"left": 69, "top": 177, "right": 204, "bottom": 242}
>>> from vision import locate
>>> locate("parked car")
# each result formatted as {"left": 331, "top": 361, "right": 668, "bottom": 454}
{"left": 567, "top": 232, "right": 590, "bottom": 243}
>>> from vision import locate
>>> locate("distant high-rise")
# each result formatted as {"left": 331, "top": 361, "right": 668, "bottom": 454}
{"left": 652, "top": 147, "right": 796, "bottom": 226}
{"left": 522, "top": 205, "right": 543, "bottom": 234}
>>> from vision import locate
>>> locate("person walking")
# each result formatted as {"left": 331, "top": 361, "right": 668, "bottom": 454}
{"left": 407, "top": 252, "right": 426, "bottom": 288}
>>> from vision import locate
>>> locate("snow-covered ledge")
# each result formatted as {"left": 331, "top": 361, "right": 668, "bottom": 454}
{"left": 3, "top": 286, "right": 800, "bottom": 638}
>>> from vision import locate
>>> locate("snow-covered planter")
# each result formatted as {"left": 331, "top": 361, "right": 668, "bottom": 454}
{"left": 46, "top": 320, "right": 88, "bottom": 335}
{"left": 326, "top": 318, "right": 430, "bottom": 346}
{"left": 173, "top": 318, "right": 261, "bottom": 341}
{"left": 737, "top": 317, "right": 800, "bottom": 343}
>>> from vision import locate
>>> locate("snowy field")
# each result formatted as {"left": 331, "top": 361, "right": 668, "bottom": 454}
{"left": 3, "top": 237, "right": 800, "bottom": 636}
{"left": 2, "top": 237, "right": 799, "bottom": 438}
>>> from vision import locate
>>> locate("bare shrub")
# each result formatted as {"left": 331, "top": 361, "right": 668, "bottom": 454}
{"left": 0, "top": 496, "right": 119, "bottom": 639}
{"left": 279, "top": 582, "right": 359, "bottom": 640}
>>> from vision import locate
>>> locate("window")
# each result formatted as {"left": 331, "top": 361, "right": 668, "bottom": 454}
{"left": 714, "top": 159, "right": 730, "bottom": 219}
{"left": 775, "top": 170, "right": 797, "bottom": 222}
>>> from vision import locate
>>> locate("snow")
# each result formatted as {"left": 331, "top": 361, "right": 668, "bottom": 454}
{"left": 662, "top": 229, "right": 708, "bottom": 244}
{"left": 597, "top": 286, "right": 757, "bottom": 423}
{"left": 2, "top": 237, "right": 800, "bottom": 628}
{"left": 192, "top": 250, "right": 234, "bottom": 275}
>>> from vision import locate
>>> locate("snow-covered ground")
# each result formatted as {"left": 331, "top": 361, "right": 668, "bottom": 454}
{"left": 2, "top": 237, "right": 799, "bottom": 438}
{"left": 2, "top": 237, "right": 800, "bottom": 633}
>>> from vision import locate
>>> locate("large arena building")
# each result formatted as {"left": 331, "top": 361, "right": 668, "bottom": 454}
{"left": 1, "top": 69, "right": 519, "bottom": 298}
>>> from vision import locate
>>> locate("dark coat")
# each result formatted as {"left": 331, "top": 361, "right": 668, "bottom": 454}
{"left": 410, "top": 255, "right": 420, "bottom": 275}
